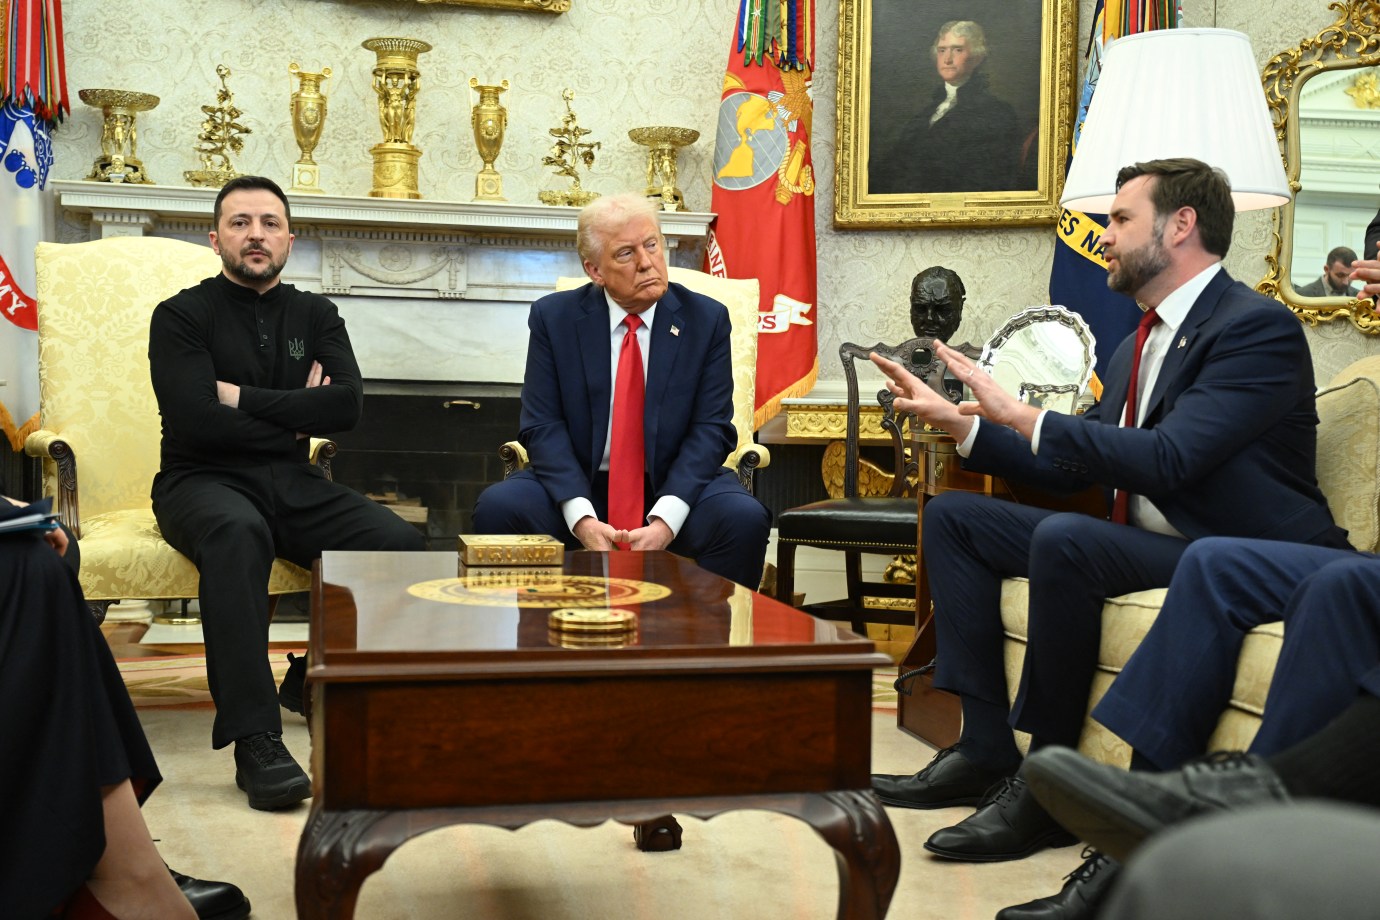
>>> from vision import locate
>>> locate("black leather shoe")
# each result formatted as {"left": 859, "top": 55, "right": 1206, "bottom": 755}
{"left": 996, "top": 849, "right": 1119, "bottom": 920}
{"left": 1023, "top": 747, "right": 1290, "bottom": 862}
{"left": 279, "top": 652, "right": 306, "bottom": 715}
{"left": 170, "top": 866, "right": 252, "bottom": 920}
{"left": 923, "top": 774, "right": 1077, "bottom": 861}
{"left": 234, "top": 731, "right": 311, "bottom": 810}
{"left": 871, "top": 746, "right": 1013, "bottom": 810}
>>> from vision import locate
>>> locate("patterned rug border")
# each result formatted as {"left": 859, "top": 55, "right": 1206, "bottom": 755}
{"left": 119, "top": 648, "right": 305, "bottom": 710}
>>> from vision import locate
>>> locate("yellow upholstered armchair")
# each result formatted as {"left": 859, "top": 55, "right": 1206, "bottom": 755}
{"left": 25, "top": 236, "right": 333, "bottom": 621}
{"left": 500, "top": 266, "right": 771, "bottom": 491}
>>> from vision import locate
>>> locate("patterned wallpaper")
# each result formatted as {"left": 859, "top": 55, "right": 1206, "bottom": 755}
{"left": 51, "top": 0, "right": 1380, "bottom": 389}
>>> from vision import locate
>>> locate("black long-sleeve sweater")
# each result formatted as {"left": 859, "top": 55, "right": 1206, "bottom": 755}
{"left": 148, "top": 274, "right": 362, "bottom": 474}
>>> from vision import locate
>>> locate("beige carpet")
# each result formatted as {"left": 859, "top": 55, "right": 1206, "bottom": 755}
{"left": 138, "top": 706, "right": 1085, "bottom": 920}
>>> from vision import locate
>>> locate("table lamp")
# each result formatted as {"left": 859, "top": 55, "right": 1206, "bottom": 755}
{"left": 1061, "top": 28, "right": 1290, "bottom": 213}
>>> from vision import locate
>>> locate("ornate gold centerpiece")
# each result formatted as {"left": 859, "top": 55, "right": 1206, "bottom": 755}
{"left": 538, "top": 89, "right": 600, "bottom": 207}
{"left": 288, "top": 62, "right": 331, "bottom": 194}
{"left": 184, "top": 65, "right": 250, "bottom": 188}
{"left": 78, "top": 89, "right": 159, "bottom": 184}
{"left": 628, "top": 126, "right": 699, "bottom": 211}
{"left": 469, "top": 78, "right": 509, "bottom": 202}
{"left": 362, "top": 37, "right": 432, "bottom": 200}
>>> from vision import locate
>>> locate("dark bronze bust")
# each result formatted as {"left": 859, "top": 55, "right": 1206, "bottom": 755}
{"left": 910, "top": 265, "right": 965, "bottom": 342}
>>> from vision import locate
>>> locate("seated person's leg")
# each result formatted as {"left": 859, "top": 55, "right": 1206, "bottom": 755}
{"left": 1093, "top": 537, "right": 1349, "bottom": 770}
{"left": 669, "top": 469, "right": 770, "bottom": 588}
{"left": 155, "top": 473, "right": 310, "bottom": 811}
{"left": 271, "top": 467, "right": 427, "bottom": 557}
{"left": 1248, "top": 555, "right": 1380, "bottom": 756}
{"left": 0, "top": 533, "right": 233, "bottom": 919}
{"left": 473, "top": 471, "right": 580, "bottom": 548}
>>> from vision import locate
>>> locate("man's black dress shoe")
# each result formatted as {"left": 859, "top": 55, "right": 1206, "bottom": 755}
{"left": 995, "top": 849, "right": 1118, "bottom": 920}
{"left": 1023, "top": 747, "right": 1290, "bottom": 862}
{"left": 170, "top": 866, "right": 252, "bottom": 920}
{"left": 279, "top": 652, "right": 306, "bottom": 716}
{"left": 234, "top": 730, "right": 311, "bottom": 810}
{"left": 923, "top": 774, "right": 1077, "bottom": 861}
{"left": 870, "top": 746, "right": 1012, "bottom": 810}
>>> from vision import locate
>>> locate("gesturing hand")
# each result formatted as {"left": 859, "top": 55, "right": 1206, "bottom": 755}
{"left": 573, "top": 516, "right": 620, "bottom": 551}
{"left": 932, "top": 341, "right": 1041, "bottom": 439}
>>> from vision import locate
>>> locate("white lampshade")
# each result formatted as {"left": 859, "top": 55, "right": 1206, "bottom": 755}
{"left": 1060, "top": 28, "right": 1289, "bottom": 213}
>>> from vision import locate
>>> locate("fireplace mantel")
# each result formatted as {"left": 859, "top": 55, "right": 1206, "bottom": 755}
{"left": 53, "top": 180, "right": 714, "bottom": 385}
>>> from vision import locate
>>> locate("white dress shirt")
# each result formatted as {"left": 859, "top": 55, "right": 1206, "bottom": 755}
{"left": 559, "top": 292, "right": 691, "bottom": 537}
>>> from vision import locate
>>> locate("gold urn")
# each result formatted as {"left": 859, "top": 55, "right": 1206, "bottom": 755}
{"left": 78, "top": 88, "right": 160, "bottom": 184}
{"left": 288, "top": 62, "right": 331, "bottom": 194}
{"left": 628, "top": 126, "right": 699, "bottom": 211}
{"left": 469, "top": 78, "right": 509, "bottom": 202}
{"left": 362, "top": 37, "right": 432, "bottom": 199}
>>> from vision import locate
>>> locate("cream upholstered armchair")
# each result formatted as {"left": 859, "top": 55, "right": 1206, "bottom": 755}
{"left": 500, "top": 266, "right": 771, "bottom": 490}
{"left": 25, "top": 236, "right": 332, "bottom": 621}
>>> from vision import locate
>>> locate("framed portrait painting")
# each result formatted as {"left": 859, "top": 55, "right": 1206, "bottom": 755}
{"left": 835, "top": 0, "right": 1078, "bottom": 229}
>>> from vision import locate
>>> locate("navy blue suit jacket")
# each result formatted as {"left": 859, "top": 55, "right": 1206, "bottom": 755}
{"left": 965, "top": 269, "right": 1348, "bottom": 547}
{"left": 517, "top": 280, "right": 738, "bottom": 511}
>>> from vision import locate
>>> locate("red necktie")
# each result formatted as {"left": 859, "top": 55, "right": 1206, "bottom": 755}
{"left": 1111, "top": 308, "right": 1162, "bottom": 525}
{"left": 608, "top": 314, "right": 645, "bottom": 547}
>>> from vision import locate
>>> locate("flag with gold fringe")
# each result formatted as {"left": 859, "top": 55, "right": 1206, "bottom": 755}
{"left": 0, "top": 0, "right": 66, "bottom": 450}
{"left": 1049, "top": 0, "right": 1179, "bottom": 383}
{"left": 706, "top": 0, "right": 818, "bottom": 428}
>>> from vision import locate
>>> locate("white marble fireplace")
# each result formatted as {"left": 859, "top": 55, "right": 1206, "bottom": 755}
{"left": 53, "top": 180, "right": 712, "bottom": 386}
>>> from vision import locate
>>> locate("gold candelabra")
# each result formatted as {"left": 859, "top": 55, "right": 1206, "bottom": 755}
{"left": 628, "top": 126, "right": 699, "bottom": 211}
{"left": 78, "top": 88, "right": 159, "bottom": 184}
{"left": 288, "top": 62, "right": 331, "bottom": 194}
{"left": 362, "top": 37, "right": 432, "bottom": 199}
{"left": 184, "top": 65, "right": 251, "bottom": 188}
{"left": 469, "top": 78, "right": 509, "bottom": 202}
{"left": 538, "top": 89, "right": 600, "bottom": 207}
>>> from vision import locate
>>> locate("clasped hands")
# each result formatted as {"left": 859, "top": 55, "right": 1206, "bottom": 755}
{"left": 869, "top": 340, "right": 1042, "bottom": 442}
{"left": 572, "top": 515, "right": 673, "bottom": 552}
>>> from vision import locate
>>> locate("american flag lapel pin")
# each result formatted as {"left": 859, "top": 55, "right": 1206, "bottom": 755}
{"left": 670, "top": 325, "right": 681, "bottom": 337}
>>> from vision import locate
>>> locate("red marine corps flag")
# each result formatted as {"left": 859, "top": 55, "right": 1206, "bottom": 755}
{"left": 706, "top": 0, "right": 817, "bottom": 428}
{"left": 0, "top": 0, "right": 67, "bottom": 450}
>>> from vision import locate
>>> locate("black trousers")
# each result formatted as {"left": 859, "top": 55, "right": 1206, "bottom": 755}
{"left": 0, "top": 532, "right": 160, "bottom": 918}
{"left": 153, "top": 462, "right": 425, "bottom": 748}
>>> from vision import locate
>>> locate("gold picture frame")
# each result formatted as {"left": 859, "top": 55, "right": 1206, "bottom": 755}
{"left": 835, "top": 0, "right": 1078, "bottom": 229}
{"left": 408, "top": 0, "right": 569, "bottom": 11}
{"left": 1256, "top": 0, "right": 1380, "bottom": 333}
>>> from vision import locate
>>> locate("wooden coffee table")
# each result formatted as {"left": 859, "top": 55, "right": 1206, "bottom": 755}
{"left": 295, "top": 550, "right": 899, "bottom": 919}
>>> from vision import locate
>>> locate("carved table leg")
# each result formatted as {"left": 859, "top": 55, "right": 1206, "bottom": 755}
{"left": 633, "top": 814, "right": 684, "bottom": 851}
{"left": 295, "top": 809, "right": 406, "bottom": 920}
{"left": 800, "top": 791, "right": 900, "bottom": 920}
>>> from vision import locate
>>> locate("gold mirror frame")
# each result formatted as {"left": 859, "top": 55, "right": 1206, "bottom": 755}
{"left": 407, "top": 0, "right": 569, "bottom": 11}
{"left": 1259, "top": 0, "right": 1380, "bottom": 332}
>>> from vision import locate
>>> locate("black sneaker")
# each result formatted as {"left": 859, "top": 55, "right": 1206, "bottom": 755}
{"left": 279, "top": 652, "right": 306, "bottom": 715}
{"left": 233, "top": 731, "right": 311, "bottom": 810}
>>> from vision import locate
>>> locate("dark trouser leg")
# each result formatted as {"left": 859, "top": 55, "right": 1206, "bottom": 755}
{"left": 154, "top": 474, "right": 278, "bottom": 749}
{"left": 1092, "top": 537, "right": 1346, "bottom": 768}
{"left": 472, "top": 471, "right": 582, "bottom": 549}
{"left": 923, "top": 492, "right": 1056, "bottom": 767}
{"left": 1248, "top": 554, "right": 1380, "bottom": 755}
{"left": 1012, "top": 515, "right": 1188, "bottom": 748}
{"left": 269, "top": 463, "right": 426, "bottom": 561}
{"left": 671, "top": 474, "right": 771, "bottom": 588}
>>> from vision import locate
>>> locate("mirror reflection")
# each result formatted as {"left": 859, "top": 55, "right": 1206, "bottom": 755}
{"left": 978, "top": 305, "right": 1096, "bottom": 415}
{"left": 1289, "top": 64, "right": 1380, "bottom": 300}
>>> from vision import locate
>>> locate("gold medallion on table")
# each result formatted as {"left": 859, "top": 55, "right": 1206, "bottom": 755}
{"left": 407, "top": 575, "right": 670, "bottom": 607}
